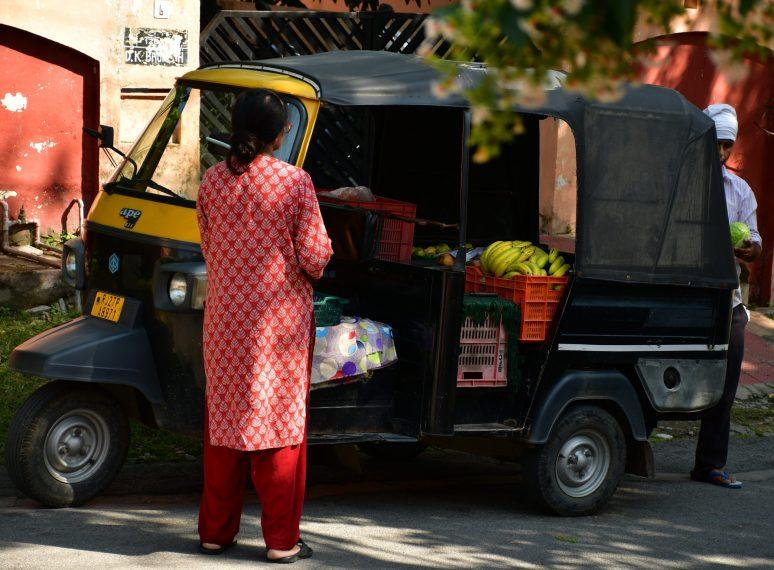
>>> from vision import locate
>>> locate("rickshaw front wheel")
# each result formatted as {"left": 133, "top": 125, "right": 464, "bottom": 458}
{"left": 5, "top": 381, "right": 130, "bottom": 508}
{"left": 524, "top": 405, "right": 626, "bottom": 516}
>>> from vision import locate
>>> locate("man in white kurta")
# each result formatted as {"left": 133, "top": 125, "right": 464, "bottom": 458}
{"left": 692, "top": 104, "right": 762, "bottom": 489}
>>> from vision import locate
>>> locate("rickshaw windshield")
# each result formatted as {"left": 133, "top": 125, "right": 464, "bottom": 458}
{"left": 109, "top": 84, "right": 305, "bottom": 201}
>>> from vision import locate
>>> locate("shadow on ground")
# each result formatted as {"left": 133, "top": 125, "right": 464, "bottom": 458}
{"left": 1, "top": 439, "right": 773, "bottom": 568}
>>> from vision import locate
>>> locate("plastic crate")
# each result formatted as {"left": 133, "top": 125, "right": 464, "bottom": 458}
{"left": 317, "top": 194, "right": 416, "bottom": 263}
{"left": 313, "top": 293, "right": 348, "bottom": 326}
{"left": 464, "top": 266, "right": 568, "bottom": 343}
{"left": 465, "top": 265, "right": 487, "bottom": 293}
{"left": 457, "top": 316, "right": 508, "bottom": 388}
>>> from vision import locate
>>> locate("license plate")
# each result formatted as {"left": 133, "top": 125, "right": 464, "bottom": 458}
{"left": 91, "top": 292, "right": 125, "bottom": 323}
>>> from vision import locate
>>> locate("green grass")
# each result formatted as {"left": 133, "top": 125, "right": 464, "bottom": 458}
{"left": 731, "top": 398, "right": 774, "bottom": 437}
{"left": 554, "top": 534, "right": 579, "bottom": 544}
{"left": 0, "top": 307, "right": 200, "bottom": 464}
{"left": 651, "top": 396, "right": 774, "bottom": 443}
{"left": 128, "top": 422, "right": 201, "bottom": 462}
{"left": 0, "top": 306, "right": 70, "bottom": 462}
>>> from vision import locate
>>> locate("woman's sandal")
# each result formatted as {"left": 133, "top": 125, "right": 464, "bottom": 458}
{"left": 690, "top": 469, "right": 743, "bottom": 489}
{"left": 198, "top": 540, "right": 237, "bottom": 555}
{"left": 267, "top": 539, "right": 313, "bottom": 564}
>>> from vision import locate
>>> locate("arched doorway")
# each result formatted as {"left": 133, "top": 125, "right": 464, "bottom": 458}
{"left": 0, "top": 25, "right": 99, "bottom": 235}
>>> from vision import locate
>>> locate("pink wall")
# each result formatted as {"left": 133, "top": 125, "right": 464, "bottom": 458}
{"left": 638, "top": 32, "right": 773, "bottom": 305}
{"left": 0, "top": 26, "right": 99, "bottom": 235}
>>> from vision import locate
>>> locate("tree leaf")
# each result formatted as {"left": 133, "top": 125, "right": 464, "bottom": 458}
{"left": 432, "top": 4, "right": 463, "bottom": 19}
{"left": 499, "top": 6, "right": 528, "bottom": 47}
{"left": 739, "top": 0, "right": 756, "bottom": 15}
{"left": 602, "top": 0, "right": 637, "bottom": 44}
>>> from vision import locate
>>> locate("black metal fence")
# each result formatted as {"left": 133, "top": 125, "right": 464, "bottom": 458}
{"left": 200, "top": 10, "right": 449, "bottom": 62}
{"left": 199, "top": 10, "right": 449, "bottom": 186}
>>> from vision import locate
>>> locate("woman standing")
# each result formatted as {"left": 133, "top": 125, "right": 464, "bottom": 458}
{"left": 196, "top": 89, "right": 332, "bottom": 563}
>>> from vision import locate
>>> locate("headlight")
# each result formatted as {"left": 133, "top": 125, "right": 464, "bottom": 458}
{"left": 62, "top": 238, "right": 85, "bottom": 289}
{"left": 65, "top": 250, "right": 77, "bottom": 280}
{"left": 168, "top": 273, "right": 188, "bottom": 306}
{"left": 153, "top": 262, "right": 206, "bottom": 311}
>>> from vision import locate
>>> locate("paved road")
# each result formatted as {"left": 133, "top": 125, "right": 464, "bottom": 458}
{"left": 1, "top": 437, "right": 773, "bottom": 569}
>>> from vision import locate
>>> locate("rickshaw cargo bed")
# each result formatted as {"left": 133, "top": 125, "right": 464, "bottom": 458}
{"left": 465, "top": 266, "right": 568, "bottom": 342}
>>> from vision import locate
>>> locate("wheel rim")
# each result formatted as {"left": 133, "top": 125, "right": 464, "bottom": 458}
{"left": 44, "top": 409, "right": 110, "bottom": 484}
{"left": 555, "top": 429, "right": 611, "bottom": 498}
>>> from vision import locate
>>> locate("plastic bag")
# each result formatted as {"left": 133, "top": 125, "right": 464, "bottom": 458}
{"left": 318, "top": 186, "right": 376, "bottom": 202}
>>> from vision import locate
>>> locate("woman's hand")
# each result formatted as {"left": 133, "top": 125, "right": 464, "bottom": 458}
{"left": 734, "top": 240, "right": 761, "bottom": 263}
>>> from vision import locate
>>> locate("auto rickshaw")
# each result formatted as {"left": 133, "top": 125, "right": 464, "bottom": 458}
{"left": 6, "top": 51, "right": 738, "bottom": 516}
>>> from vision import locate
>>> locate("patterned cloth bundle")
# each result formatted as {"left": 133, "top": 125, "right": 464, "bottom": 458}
{"left": 311, "top": 317, "right": 398, "bottom": 387}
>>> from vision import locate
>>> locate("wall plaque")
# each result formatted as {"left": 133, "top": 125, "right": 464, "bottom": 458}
{"left": 124, "top": 28, "right": 188, "bottom": 66}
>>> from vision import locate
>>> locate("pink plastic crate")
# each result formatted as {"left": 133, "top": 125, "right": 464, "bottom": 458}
{"left": 457, "top": 316, "right": 508, "bottom": 388}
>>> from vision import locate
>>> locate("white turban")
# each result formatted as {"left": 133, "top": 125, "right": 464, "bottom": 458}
{"left": 703, "top": 103, "right": 738, "bottom": 142}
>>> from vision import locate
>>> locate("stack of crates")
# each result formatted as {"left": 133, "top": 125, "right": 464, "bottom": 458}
{"left": 465, "top": 266, "right": 568, "bottom": 342}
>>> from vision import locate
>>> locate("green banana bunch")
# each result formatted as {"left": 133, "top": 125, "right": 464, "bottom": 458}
{"left": 515, "top": 262, "right": 533, "bottom": 275}
{"left": 492, "top": 248, "right": 524, "bottom": 277}
{"left": 479, "top": 241, "right": 505, "bottom": 272}
{"left": 551, "top": 263, "right": 571, "bottom": 277}
{"left": 532, "top": 251, "right": 550, "bottom": 269}
{"left": 548, "top": 256, "right": 565, "bottom": 275}
{"left": 477, "top": 240, "right": 572, "bottom": 281}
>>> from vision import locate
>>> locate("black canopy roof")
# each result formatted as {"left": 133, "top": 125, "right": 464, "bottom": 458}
{"left": 209, "top": 50, "right": 483, "bottom": 107}
{"left": 205, "top": 51, "right": 737, "bottom": 289}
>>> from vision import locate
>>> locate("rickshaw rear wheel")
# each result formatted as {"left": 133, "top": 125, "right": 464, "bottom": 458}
{"left": 524, "top": 405, "right": 625, "bottom": 516}
{"left": 358, "top": 441, "right": 427, "bottom": 462}
{"left": 5, "top": 381, "right": 130, "bottom": 508}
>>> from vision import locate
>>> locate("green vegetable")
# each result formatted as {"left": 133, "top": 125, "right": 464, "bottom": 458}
{"left": 730, "top": 222, "right": 750, "bottom": 248}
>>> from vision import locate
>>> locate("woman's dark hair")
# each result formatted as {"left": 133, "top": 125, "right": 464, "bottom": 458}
{"left": 227, "top": 89, "right": 288, "bottom": 174}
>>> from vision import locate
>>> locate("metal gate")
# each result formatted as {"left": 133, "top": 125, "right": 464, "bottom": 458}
{"left": 200, "top": 10, "right": 450, "bottom": 187}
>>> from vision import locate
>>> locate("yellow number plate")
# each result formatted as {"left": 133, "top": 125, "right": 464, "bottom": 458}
{"left": 91, "top": 292, "right": 125, "bottom": 323}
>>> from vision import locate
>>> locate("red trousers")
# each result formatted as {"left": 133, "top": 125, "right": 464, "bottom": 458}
{"left": 198, "top": 430, "right": 307, "bottom": 551}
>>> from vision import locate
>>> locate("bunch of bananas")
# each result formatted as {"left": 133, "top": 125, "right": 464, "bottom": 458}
{"left": 478, "top": 241, "right": 571, "bottom": 278}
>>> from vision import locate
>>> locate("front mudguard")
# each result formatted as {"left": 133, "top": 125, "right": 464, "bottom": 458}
{"left": 525, "top": 370, "right": 654, "bottom": 477}
{"left": 9, "top": 315, "right": 163, "bottom": 404}
{"left": 526, "top": 370, "right": 648, "bottom": 444}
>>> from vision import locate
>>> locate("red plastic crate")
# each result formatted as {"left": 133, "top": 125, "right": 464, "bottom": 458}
{"left": 317, "top": 194, "right": 416, "bottom": 263}
{"left": 465, "top": 265, "right": 487, "bottom": 293}
{"left": 457, "top": 316, "right": 508, "bottom": 388}
{"left": 464, "top": 266, "right": 568, "bottom": 343}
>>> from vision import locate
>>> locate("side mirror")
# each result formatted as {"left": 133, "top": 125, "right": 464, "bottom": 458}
{"left": 83, "top": 125, "right": 115, "bottom": 149}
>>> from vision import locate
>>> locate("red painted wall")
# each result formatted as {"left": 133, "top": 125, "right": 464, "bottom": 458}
{"left": 0, "top": 26, "right": 99, "bottom": 235}
{"left": 638, "top": 32, "right": 773, "bottom": 304}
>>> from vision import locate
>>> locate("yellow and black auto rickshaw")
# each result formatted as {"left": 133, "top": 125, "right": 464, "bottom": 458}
{"left": 6, "top": 51, "right": 738, "bottom": 515}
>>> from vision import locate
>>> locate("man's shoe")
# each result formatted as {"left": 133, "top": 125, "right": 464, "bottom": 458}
{"left": 690, "top": 468, "right": 743, "bottom": 489}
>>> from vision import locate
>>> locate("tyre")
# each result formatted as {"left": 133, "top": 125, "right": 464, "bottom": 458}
{"left": 358, "top": 441, "right": 427, "bottom": 462}
{"left": 5, "top": 381, "right": 130, "bottom": 507}
{"left": 524, "top": 405, "right": 626, "bottom": 516}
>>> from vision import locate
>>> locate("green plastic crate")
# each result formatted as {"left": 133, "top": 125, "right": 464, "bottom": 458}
{"left": 313, "top": 293, "right": 348, "bottom": 326}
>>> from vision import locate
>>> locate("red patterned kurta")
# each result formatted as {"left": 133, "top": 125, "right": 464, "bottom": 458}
{"left": 197, "top": 154, "right": 332, "bottom": 451}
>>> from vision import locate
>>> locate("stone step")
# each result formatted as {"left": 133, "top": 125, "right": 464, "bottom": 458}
{"left": 0, "top": 253, "right": 71, "bottom": 310}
